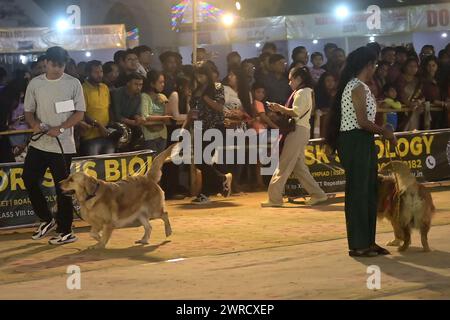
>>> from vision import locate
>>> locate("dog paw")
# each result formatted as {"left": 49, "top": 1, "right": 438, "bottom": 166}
{"left": 386, "top": 239, "right": 402, "bottom": 247}
{"left": 88, "top": 243, "right": 105, "bottom": 250}
{"left": 90, "top": 233, "right": 101, "bottom": 241}
{"left": 398, "top": 245, "right": 409, "bottom": 252}
{"left": 135, "top": 240, "right": 149, "bottom": 245}
{"left": 422, "top": 247, "right": 431, "bottom": 252}
{"left": 165, "top": 228, "right": 172, "bottom": 237}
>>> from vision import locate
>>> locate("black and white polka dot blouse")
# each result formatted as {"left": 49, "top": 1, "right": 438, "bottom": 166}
{"left": 340, "top": 78, "right": 377, "bottom": 132}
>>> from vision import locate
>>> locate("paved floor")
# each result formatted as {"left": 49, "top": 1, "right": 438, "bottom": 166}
{"left": 1, "top": 189, "right": 449, "bottom": 299}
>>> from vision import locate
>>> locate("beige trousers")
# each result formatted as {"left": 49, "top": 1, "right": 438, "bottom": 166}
{"left": 268, "top": 125, "right": 326, "bottom": 204}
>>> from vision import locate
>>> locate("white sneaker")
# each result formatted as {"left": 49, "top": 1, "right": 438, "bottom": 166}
{"left": 305, "top": 196, "right": 328, "bottom": 206}
{"left": 31, "top": 219, "right": 56, "bottom": 240}
{"left": 48, "top": 232, "right": 78, "bottom": 245}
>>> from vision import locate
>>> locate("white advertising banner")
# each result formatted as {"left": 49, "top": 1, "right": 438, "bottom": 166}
{"left": 0, "top": 24, "right": 126, "bottom": 53}
{"left": 286, "top": 6, "right": 409, "bottom": 40}
{"left": 409, "top": 3, "right": 450, "bottom": 32}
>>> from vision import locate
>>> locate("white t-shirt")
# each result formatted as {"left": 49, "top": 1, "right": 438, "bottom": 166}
{"left": 292, "top": 88, "right": 313, "bottom": 129}
{"left": 340, "top": 78, "right": 376, "bottom": 132}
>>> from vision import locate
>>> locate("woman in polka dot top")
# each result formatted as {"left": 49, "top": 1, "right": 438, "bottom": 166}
{"left": 325, "top": 47, "right": 397, "bottom": 258}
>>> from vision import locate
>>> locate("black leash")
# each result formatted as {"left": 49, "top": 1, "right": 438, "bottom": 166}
{"left": 30, "top": 132, "right": 84, "bottom": 221}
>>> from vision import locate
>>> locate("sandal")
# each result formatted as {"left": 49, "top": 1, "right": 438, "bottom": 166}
{"left": 349, "top": 248, "right": 378, "bottom": 257}
{"left": 371, "top": 244, "right": 391, "bottom": 255}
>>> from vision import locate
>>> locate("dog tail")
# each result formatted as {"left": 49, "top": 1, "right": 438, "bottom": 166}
{"left": 147, "top": 143, "right": 178, "bottom": 183}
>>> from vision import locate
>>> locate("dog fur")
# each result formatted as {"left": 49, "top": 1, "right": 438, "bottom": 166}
{"left": 60, "top": 144, "right": 177, "bottom": 249}
{"left": 377, "top": 161, "right": 435, "bottom": 252}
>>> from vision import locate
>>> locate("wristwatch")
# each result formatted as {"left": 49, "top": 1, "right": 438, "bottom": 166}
{"left": 59, "top": 127, "right": 65, "bottom": 134}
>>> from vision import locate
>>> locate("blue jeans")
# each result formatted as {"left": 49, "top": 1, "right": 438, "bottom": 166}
{"left": 81, "top": 138, "right": 116, "bottom": 156}
{"left": 143, "top": 138, "right": 167, "bottom": 155}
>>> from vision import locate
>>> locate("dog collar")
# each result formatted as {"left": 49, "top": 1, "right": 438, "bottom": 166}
{"left": 85, "top": 182, "right": 100, "bottom": 202}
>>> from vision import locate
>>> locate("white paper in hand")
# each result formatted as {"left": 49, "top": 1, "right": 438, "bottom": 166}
{"left": 55, "top": 100, "right": 75, "bottom": 114}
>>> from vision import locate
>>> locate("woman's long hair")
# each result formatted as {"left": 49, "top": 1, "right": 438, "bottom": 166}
{"left": 324, "top": 47, "right": 377, "bottom": 152}
{"left": 193, "top": 65, "right": 215, "bottom": 99}
{"left": 314, "top": 72, "right": 335, "bottom": 110}
{"left": 175, "top": 74, "right": 192, "bottom": 114}
{"left": 228, "top": 66, "right": 253, "bottom": 116}
{"left": 143, "top": 70, "right": 164, "bottom": 94}
{"left": 290, "top": 66, "right": 314, "bottom": 90}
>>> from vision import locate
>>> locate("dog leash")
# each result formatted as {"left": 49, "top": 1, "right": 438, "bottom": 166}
{"left": 30, "top": 132, "right": 84, "bottom": 221}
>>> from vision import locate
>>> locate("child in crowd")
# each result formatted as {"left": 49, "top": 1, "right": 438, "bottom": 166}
{"left": 309, "top": 52, "right": 326, "bottom": 85}
{"left": 381, "top": 84, "right": 402, "bottom": 131}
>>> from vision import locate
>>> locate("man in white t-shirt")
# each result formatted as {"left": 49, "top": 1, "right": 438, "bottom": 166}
{"left": 23, "top": 46, "right": 85, "bottom": 245}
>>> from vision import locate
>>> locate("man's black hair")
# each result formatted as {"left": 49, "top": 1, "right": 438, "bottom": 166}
{"left": 45, "top": 46, "right": 70, "bottom": 67}
{"left": 126, "top": 72, "right": 145, "bottom": 83}
{"left": 86, "top": 60, "right": 102, "bottom": 75}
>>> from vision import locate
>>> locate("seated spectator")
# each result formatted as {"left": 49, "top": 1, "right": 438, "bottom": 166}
{"left": 309, "top": 52, "right": 326, "bottom": 85}
{"left": 259, "top": 54, "right": 292, "bottom": 105}
{"left": 141, "top": 71, "right": 172, "bottom": 155}
{"left": 111, "top": 73, "right": 145, "bottom": 150}
{"left": 80, "top": 60, "right": 115, "bottom": 156}
{"left": 102, "top": 61, "right": 120, "bottom": 90}
{"left": 115, "top": 49, "right": 140, "bottom": 87}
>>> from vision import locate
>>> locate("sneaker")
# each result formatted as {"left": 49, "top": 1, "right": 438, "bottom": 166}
{"left": 305, "top": 196, "right": 328, "bottom": 206}
{"left": 31, "top": 219, "right": 56, "bottom": 240}
{"left": 221, "top": 173, "right": 233, "bottom": 198}
{"left": 191, "top": 194, "right": 211, "bottom": 205}
{"left": 48, "top": 232, "right": 78, "bottom": 245}
{"left": 261, "top": 201, "right": 284, "bottom": 208}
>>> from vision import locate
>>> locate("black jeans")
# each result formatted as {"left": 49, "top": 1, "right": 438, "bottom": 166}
{"left": 23, "top": 147, "right": 74, "bottom": 234}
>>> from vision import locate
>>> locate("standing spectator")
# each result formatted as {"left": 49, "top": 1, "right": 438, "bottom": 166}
{"left": 290, "top": 46, "right": 309, "bottom": 70}
{"left": 262, "top": 42, "right": 277, "bottom": 55}
{"left": 111, "top": 73, "right": 145, "bottom": 150}
{"left": 368, "top": 61, "right": 390, "bottom": 99}
{"left": 102, "top": 61, "right": 120, "bottom": 90}
{"left": 223, "top": 66, "right": 253, "bottom": 193}
{"left": 141, "top": 70, "right": 172, "bottom": 155}
{"left": 325, "top": 47, "right": 395, "bottom": 257}
{"left": 380, "top": 84, "right": 402, "bottom": 131}
{"left": 315, "top": 72, "right": 337, "bottom": 137}
{"left": 438, "top": 49, "right": 450, "bottom": 70}
{"left": 328, "top": 48, "right": 346, "bottom": 80}
{"left": 396, "top": 58, "right": 424, "bottom": 131}
{"left": 322, "top": 43, "right": 338, "bottom": 71}
{"left": 160, "top": 51, "right": 180, "bottom": 98}
{"left": 380, "top": 47, "right": 396, "bottom": 66}
{"left": 387, "top": 46, "right": 408, "bottom": 84}
{"left": 30, "top": 55, "right": 47, "bottom": 79}
{"left": 227, "top": 51, "right": 242, "bottom": 70}
{"left": 420, "top": 56, "right": 448, "bottom": 129}
{"left": 115, "top": 49, "right": 140, "bottom": 87}
{"left": 260, "top": 54, "right": 292, "bottom": 105}
{"left": 309, "top": 52, "right": 326, "bottom": 85}
{"left": 192, "top": 48, "right": 208, "bottom": 63}
{"left": 251, "top": 82, "right": 279, "bottom": 133}
{"left": 80, "top": 60, "right": 115, "bottom": 156}
{"left": 189, "top": 65, "right": 232, "bottom": 205}
{"left": 167, "top": 74, "right": 192, "bottom": 122}
{"left": 241, "top": 59, "right": 256, "bottom": 87}
{"left": 77, "top": 61, "right": 87, "bottom": 83}
{"left": 261, "top": 67, "right": 327, "bottom": 208}
{"left": 419, "top": 45, "right": 435, "bottom": 62}
{"left": 65, "top": 58, "right": 79, "bottom": 78}
{"left": 134, "top": 45, "right": 153, "bottom": 77}
{"left": 204, "top": 60, "right": 221, "bottom": 83}
{"left": 0, "top": 81, "right": 20, "bottom": 163}
{"left": 366, "top": 42, "right": 381, "bottom": 59}
{"left": 254, "top": 52, "right": 271, "bottom": 82}
{"left": 23, "top": 46, "right": 85, "bottom": 245}
{"left": 114, "top": 50, "right": 127, "bottom": 73}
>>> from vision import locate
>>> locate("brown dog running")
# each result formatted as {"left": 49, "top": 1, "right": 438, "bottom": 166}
{"left": 377, "top": 161, "right": 435, "bottom": 252}
{"left": 60, "top": 144, "right": 177, "bottom": 249}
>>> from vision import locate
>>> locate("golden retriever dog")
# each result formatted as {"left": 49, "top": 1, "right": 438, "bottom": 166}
{"left": 377, "top": 161, "right": 435, "bottom": 252}
{"left": 60, "top": 144, "right": 177, "bottom": 249}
